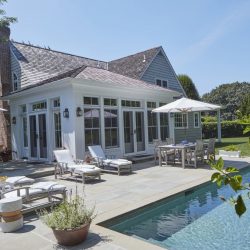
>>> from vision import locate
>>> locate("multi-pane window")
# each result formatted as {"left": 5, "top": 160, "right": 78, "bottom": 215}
{"left": 54, "top": 112, "right": 62, "bottom": 148}
{"left": 175, "top": 113, "right": 188, "bottom": 128}
{"left": 121, "top": 100, "right": 141, "bottom": 108}
{"left": 84, "top": 97, "right": 99, "bottom": 105}
{"left": 160, "top": 113, "right": 168, "bottom": 141}
{"left": 194, "top": 112, "right": 200, "bottom": 128}
{"left": 53, "top": 98, "right": 60, "bottom": 108}
{"left": 147, "top": 111, "right": 158, "bottom": 142}
{"left": 104, "top": 98, "right": 117, "bottom": 106}
{"left": 155, "top": 79, "right": 168, "bottom": 88}
{"left": 84, "top": 108, "right": 100, "bottom": 149}
{"left": 13, "top": 73, "right": 18, "bottom": 91}
{"left": 32, "top": 101, "right": 47, "bottom": 111}
{"left": 52, "top": 98, "right": 62, "bottom": 148}
{"left": 147, "top": 102, "right": 156, "bottom": 109}
{"left": 104, "top": 109, "right": 119, "bottom": 148}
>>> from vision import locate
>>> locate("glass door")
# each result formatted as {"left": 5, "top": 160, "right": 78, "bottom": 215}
{"left": 123, "top": 110, "right": 145, "bottom": 154}
{"left": 135, "top": 111, "right": 145, "bottom": 152}
{"left": 123, "top": 111, "right": 134, "bottom": 154}
{"left": 29, "top": 115, "right": 37, "bottom": 158}
{"left": 29, "top": 113, "right": 47, "bottom": 159}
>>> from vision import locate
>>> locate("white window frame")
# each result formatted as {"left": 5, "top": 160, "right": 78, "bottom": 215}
{"left": 194, "top": 112, "right": 200, "bottom": 128}
{"left": 83, "top": 96, "right": 101, "bottom": 150}
{"left": 155, "top": 78, "right": 168, "bottom": 88}
{"left": 174, "top": 113, "right": 188, "bottom": 129}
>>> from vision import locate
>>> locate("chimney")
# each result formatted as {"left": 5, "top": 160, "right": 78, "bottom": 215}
{"left": 0, "top": 26, "right": 11, "bottom": 150}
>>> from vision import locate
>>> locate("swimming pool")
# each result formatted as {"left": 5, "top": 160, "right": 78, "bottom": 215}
{"left": 103, "top": 167, "right": 250, "bottom": 250}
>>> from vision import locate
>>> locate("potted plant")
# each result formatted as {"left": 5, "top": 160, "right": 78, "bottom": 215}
{"left": 0, "top": 148, "right": 12, "bottom": 162}
{"left": 39, "top": 195, "right": 95, "bottom": 246}
{"left": 219, "top": 145, "right": 241, "bottom": 158}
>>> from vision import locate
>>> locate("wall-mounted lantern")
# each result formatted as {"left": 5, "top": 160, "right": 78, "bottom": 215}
{"left": 170, "top": 112, "right": 174, "bottom": 118}
{"left": 76, "top": 107, "right": 83, "bottom": 117}
{"left": 12, "top": 116, "right": 16, "bottom": 124}
{"left": 63, "top": 108, "right": 69, "bottom": 118}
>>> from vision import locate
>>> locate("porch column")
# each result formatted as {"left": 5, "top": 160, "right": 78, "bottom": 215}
{"left": 217, "top": 109, "right": 221, "bottom": 142}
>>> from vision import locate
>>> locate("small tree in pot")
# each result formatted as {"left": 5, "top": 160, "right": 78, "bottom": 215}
{"left": 39, "top": 195, "right": 95, "bottom": 246}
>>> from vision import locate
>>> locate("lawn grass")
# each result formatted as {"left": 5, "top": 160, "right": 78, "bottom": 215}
{"left": 215, "top": 137, "right": 250, "bottom": 156}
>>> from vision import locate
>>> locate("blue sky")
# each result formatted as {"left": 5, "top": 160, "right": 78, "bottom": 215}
{"left": 4, "top": 0, "right": 250, "bottom": 95}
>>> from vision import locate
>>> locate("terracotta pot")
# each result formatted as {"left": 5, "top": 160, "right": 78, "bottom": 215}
{"left": 52, "top": 223, "right": 90, "bottom": 246}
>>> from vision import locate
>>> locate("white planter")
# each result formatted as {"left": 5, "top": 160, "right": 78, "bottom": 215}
{"left": 219, "top": 150, "right": 241, "bottom": 158}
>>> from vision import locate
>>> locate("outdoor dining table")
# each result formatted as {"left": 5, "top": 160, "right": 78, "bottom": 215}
{"left": 158, "top": 143, "right": 196, "bottom": 168}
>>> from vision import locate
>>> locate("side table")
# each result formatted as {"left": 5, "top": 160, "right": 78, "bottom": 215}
{"left": 0, "top": 196, "right": 23, "bottom": 233}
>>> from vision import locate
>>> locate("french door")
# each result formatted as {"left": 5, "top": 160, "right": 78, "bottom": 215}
{"left": 29, "top": 113, "right": 47, "bottom": 159}
{"left": 123, "top": 111, "right": 145, "bottom": 154}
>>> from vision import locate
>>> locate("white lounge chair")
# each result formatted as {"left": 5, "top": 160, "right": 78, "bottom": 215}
{"left": 88, "top": 145, "right": 132, "bottom": 175}
{"left": 53, "top": 149, "right": 101, "bottom": 183}
{"left": 0, "top": 176, "right": 35, "bottom": 192}
{"left": 1, "top": 181, "right": 67, "bottom": 213}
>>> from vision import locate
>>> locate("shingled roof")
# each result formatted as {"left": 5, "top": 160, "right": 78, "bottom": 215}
{"left": 74, "top": 66, "right": 177, "bottom": 93}
{"left": 11, "top": 42, "right": 107, "bottom": 88}
{"left": 108, "top": 46, "right": 161, "bottom": 79}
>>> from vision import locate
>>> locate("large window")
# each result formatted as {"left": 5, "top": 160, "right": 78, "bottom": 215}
{"left": 175, "top": 113, "right": 188, "bottom": 128}
{"left": 160, "top": 113, "right": 168, "bottom": 141}
{"left": 104, "top": 109, "right": 119, "bottom": 148}
{"left": 147, "top": 111, "right": 158, "bottom": 143}
{"left": 52, "top": 98, "right": 62, "bottom": 148}
{"left": 84, "top": 108, "right": 100, "bottom": 149}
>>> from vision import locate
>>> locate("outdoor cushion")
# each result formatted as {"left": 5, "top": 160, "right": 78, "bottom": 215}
{"left": 6, "top": 176, "right": 35, "bottom": 185}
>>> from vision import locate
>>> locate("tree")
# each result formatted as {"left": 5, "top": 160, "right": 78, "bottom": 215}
{"left": 202, "top": 82, "right": 250, "bottom": 120}
{"left": 239, "top": 93, "right": 250, "bottom": 116}
{"left": 177, "top": 74, "right": 200, "bottom": 100}
{"left": 0, "top": 0, "right": 17, "bottom": 28}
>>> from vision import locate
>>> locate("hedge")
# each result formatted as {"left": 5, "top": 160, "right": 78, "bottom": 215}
{"left": 202, "top": 121, "right": 250, "bottom": 139}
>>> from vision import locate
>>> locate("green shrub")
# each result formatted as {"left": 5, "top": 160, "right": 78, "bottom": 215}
{"left": 39, "top": 196, "right": 95, "bottom": 230}
{"left": 224, "top": 145, "right": 239, "bottom": 151}
{"left": 202, "top": 121, "right": 250, "bottom": 139}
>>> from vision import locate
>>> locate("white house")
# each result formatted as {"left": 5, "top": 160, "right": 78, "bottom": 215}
{"left": 0, "top": 27, "right": 203, "bottom": 162}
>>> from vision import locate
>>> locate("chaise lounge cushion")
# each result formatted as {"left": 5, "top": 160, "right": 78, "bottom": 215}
{"left": 3, "top": 181, "right": 66, "bottom": 199}
{"left": 6, "top": 176, "right": 35, "bottom": 186}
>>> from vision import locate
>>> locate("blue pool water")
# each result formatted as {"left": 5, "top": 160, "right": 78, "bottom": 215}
{"left": 107, "top": 167, "right": 250, "bottom": 250}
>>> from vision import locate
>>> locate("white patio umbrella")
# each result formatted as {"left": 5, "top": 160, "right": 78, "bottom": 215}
{"left": 152, "top": 97, "right": 222, "bottom": 142}
{"left": 152, "top": 97, "right": 221, "bottom": 113}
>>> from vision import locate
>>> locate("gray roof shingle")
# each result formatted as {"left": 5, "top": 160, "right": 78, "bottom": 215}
{"left": 74, "top": 66, "right": 177, "bottom": 93}
{"left": 11, "top": 42, "right": 107, "bottom": 87}
{"left": 108, "top": 46, "right": 161, "bottom": 79}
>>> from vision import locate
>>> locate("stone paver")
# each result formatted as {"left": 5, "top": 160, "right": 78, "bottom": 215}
{"left": 1, "top": 157, "right": 250, "bottom": 250}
